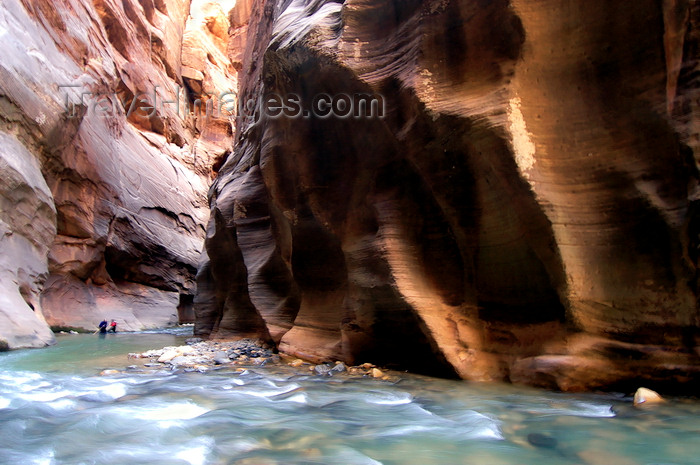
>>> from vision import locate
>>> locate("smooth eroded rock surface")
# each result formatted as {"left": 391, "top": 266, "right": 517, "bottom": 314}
{"left": 0, "top": 131, "right": 57, "bottom": 348}
{"left": 0, "top": 0, "right": 243, "bottom": 344}
{"left": 195, "top": 0, "right": 700, "bottom": 391}
{"left": 633, "top": 387, "right": 665, "bottom": 406}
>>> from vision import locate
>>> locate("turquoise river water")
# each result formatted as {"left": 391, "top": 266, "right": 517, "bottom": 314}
{"left": 0, "top": 329, "right": 699, "bottom": 465}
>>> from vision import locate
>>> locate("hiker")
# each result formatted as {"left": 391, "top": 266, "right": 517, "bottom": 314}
{"left": 108, "top": 319, "right": 117, "bottom": 333}
{"left": 98, "top": 319, "right": 108, "bottom": 334}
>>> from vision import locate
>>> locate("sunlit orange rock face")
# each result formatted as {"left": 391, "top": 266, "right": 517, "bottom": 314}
{"left": 0, "top": 0, "right": 247, "bottom": 347}
{"left": 196, "top": 0, "right": 700, "bottom": 391}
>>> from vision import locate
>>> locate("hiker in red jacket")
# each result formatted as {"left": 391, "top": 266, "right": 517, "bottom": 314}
{"left": 108, "top": 319, "right": 117, "bottom": 333}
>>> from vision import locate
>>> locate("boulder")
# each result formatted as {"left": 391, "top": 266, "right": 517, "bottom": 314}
{"left": 633, "top": 387, "right": 665, "bottom": 407}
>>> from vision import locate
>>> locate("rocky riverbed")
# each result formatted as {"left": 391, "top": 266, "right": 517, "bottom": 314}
{"left": 117, "top": 337, "right": 668, "bottom": 407}
{"left": 122, "top": 338, "right": 397, "bottom": 381}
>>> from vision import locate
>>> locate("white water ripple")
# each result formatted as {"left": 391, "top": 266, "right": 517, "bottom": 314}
{"left": 127, "top": 401, "right": 210, "bottom": 421}
{"left": 521, "top": 400, "right": 615, "bottom": 418}
{"left": 2, "top": 334, "right": 700, "bottom": 465}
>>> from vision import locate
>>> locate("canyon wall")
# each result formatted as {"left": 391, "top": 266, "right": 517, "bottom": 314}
{"left": 0, "top": 0, "right": 247, "bottom": 348}
{"left": 196, "top": 0, "right": 700, "bottom": 391}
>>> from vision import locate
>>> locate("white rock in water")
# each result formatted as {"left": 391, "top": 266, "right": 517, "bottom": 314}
{"left": 99, "top": 370, "right": 120, "bottom": 376}
{"left": 177, "top": 345, "right": 196, "bottom": 356}
{"left": 158, "top": 350, "right": 180, "bottom": 363}
{"left": 633, "top": 387, "right": 664, "bottom": 406}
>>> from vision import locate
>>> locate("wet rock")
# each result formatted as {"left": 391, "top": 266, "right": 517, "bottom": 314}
{"left": 99, "top": 369, "right": 120, "bottom": 376}
{"left": 213, "top": 351, "right": 230, "bottom": 365}
{"left": 314, "top": 364, "right": 333, "bottom": 375}
{"left": 169, "top": 356, "right": 192, "bottom": 366}
{"left": 132, "top": 339, "right": 392, "bottom": 381}
{"left": 178, "top": 346, "right": 196, "bottom": 356}
{"left": 186, "top": 338, "right": 204, "bottom": 345}
{"left": 331, "top": 362, "right": 347, "bottom": 374}
{"left": 633, "top": 387, "right": 665, "bottom": 407}
{"left": 158, "top": 350, "right": 180, "bottom": 363}
{"left": 527, "top": 433, "right": 558, "bottom": 449}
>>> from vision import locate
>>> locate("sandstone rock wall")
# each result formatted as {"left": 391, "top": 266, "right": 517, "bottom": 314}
{"left": 0, "top": 0, "right": 244, "bottom": 348}
{"left": 0, "top": 132, "right": 57, "bottom": 349}
{"left": 196, "top": 0, "right": 700, "bottom": 391}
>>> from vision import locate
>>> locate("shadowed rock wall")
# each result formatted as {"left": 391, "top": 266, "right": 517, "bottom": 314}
{"left": 0, "top": 0, "right": 249, "bottom": 348}
{"left": 196, "top": 0, "right": 700, "bottom": 390}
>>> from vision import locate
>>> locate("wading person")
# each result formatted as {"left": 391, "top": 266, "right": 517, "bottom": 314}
{"left": 108, "top": 319, "right": 117, "bottom": 333}
{"left": 98, "top": 319, "right": 108, "bottom": 334}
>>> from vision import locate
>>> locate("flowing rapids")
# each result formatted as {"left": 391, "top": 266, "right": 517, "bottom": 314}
{"left": 0, "top": 331, "right": 698, "bottom": 465}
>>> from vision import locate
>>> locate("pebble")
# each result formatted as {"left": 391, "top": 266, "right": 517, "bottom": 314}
{"left": 135, "top": 339, "right": 275, "bottom": 371}
{"left": 131, "top": 340, "right": 396, "bottom": 382}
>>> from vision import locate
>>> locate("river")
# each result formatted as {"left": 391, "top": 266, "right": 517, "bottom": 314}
{"left": 0, "top": 330, "right": 698, "bottom": 465}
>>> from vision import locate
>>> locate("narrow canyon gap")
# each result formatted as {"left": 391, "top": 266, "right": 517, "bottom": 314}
{"left": 0, "top": 0, "right": 248, "bottom": 345}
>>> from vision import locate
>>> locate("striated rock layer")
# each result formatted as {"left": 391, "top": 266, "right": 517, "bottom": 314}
{"left": 196, "top": 0, "right": 700, "bottom": 391}
{"left": 0, "top": 0, "right": 247, "bottom": 348}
